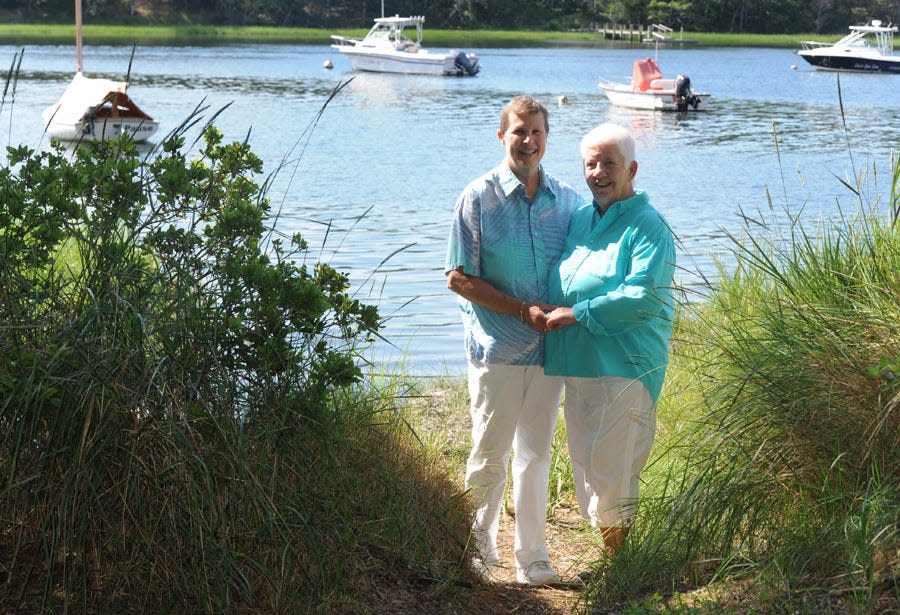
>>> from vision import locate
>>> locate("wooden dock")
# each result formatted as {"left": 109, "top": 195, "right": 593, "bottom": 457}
{"left": 596, "top": 23, "right": 645, "bottom": 42}
{"left": 594, "top": 23, "right": 699, "bottom": 45}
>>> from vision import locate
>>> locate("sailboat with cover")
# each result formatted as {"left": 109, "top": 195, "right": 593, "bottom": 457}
{"left": 43, "top": 0, "right": 159, "bottom": 142}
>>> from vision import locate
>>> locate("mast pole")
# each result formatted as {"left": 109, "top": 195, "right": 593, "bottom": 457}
{"left": 75, "top": 0, "right": 83, "bottom": 73}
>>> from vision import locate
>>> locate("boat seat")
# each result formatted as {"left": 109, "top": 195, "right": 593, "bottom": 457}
{"left": 649, "top": 78, "right": 676, "bottom": 90}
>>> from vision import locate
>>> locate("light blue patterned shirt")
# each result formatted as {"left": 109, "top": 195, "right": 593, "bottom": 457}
{"left": 445, "top": 163, "right": 583, "bottom": 365}
{"left": 544, "top": 191, "right": 675, "bottom": 401}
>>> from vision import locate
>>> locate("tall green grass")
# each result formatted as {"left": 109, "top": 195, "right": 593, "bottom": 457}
{"left": 0, "top": 75, "right": 479, "bottom": 612}
{"left": 580, "top": 136, "right": 900, "bottom": 611}
{"left": 0, "top": 23, "right": 831, "bottom": 48}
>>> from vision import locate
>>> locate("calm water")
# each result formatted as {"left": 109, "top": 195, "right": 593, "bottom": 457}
{"left": 3, "top": 43, "right": 899, "bottom": 375}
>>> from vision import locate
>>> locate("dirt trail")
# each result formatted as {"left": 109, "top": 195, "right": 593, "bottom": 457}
{"left": 467, "top": 502, "right": 606, "bottom": 614}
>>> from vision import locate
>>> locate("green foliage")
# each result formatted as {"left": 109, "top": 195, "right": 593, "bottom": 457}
{"left": 1, "top": 124, "right": 379, "bottom": 426}
{"left": 579, "top": 147, "right": 900, "bottom": 611}
{"left": 4, "top": 0, "right": 897, "bottom": 33}
{"left": 0, "top": 108, "right": 477, "bottom": 612}
{"left": 647, "top": 0, "right": 692, "bottom": 28}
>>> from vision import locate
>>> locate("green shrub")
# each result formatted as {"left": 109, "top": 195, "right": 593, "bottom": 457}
{"left": 0, "top": 105, "right": 471, "bottom": 611}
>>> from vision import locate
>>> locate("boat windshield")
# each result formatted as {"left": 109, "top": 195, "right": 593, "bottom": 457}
{"left": 366, "top": 16, "right": 425, "bottom": 46}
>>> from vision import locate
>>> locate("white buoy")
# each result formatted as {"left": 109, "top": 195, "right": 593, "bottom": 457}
{"left": 557, "top": 95, "right": 568, "bottom": 106}
{"left": 323, "top": 59, "right": 334, "bottom": 70}
{"left": 790, "top": 64, "right": 798, "bottom": 70}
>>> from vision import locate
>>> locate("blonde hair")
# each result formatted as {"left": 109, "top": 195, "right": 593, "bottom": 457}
{"left": 499, "top": 95, "right": 550, "bottom": 133}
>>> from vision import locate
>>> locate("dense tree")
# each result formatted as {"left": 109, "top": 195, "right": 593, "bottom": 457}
{"left": 10, "top": 0, "right": 898, "bottom": 32}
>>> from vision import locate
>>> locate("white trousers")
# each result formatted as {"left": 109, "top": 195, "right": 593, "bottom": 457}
{"left": 465, "top": 361, "right": 563, "bottom": 570}
{"left": 564, "top": 376, "right": 656, "bottom": 528}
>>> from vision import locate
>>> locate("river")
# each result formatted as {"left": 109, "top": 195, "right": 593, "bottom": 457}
{"left": 3, "top": 42, "right": 899, "bottom": 376}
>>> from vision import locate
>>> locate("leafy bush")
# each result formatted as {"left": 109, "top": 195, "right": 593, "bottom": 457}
{"left": 0, "top": 118, "right": 470, "bottom": 611}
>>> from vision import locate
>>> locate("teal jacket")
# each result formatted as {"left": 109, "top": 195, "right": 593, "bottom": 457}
{"left": 544, "top": 191, "right": 675, "bottom": 402}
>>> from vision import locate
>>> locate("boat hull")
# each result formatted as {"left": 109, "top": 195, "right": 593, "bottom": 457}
{"left": 45, "top": 116, "right": 159, "bottom": 142}
{"left": 332, "top": 45, "right": 478, "bottom": 76}
{"left": 599, "top": 82, "right": 710, "bottom": 111}
{"left": 796, "top": 50, "right": 900, "bottom": 73}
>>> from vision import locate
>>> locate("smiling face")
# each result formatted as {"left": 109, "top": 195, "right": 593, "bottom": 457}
{"left": 498, "top": 110, "right": 548, "bottom": 182}
{"left": 583, "top": 140, "right": 638, "bottom": 211}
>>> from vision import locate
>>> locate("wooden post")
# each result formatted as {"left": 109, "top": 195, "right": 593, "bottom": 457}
{"left": 75, "top": 0, "right": 83, "bottom": 73}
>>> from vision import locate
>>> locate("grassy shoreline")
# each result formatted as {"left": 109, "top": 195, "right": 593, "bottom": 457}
{"left": 0, "top": 23, "right": 840, "bottom": 48}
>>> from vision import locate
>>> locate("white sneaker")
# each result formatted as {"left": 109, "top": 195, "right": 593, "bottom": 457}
{"left": 516, "top": 560, "right": 561, "bottom": 586}
{"left": 472, "top": 557, "right": 498, "bottom": 582}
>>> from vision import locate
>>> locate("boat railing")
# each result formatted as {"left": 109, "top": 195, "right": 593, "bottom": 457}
{"left": 798, "top": 40, "right": 832, "bottom": 50}
{"left": 330, "top": 35, "right": 359, "bottom": 47}
{"left": 874, "top": 29, "right": 895, "bottom": 55}
{"left": 649, "top": 23, "right": 673, "bottom": 40}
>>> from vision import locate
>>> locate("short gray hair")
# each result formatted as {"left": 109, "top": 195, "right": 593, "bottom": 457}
{"left": 580, "top": 123, "right": 635, "bottom": 165}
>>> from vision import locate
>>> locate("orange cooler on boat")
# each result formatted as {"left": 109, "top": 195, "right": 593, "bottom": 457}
{"left": 632, "top": 57, "right": 662, "bottom": 91}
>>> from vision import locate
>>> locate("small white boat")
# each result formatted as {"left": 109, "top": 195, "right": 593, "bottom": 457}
{"left": 43, "top": 72, "right": 159, "bottom": 142}
{"left": 598, "top": 56, "right": 710, "bottom": 112}
{"left": 330, "top": 15, "right": 480, "bottom": 76}
{"left": 43, "top": 0, "right": 159, "bottom": 143}
{"left": 797, "top": 20, "right": 900, "bottom": 73}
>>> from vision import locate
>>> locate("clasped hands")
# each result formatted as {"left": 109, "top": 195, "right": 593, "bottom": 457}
{"left": 521, "top": 302, "right": 577, "bottom": 333}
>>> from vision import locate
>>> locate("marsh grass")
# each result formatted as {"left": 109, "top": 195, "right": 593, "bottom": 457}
{"left": 0, "top": 23, "right": 834, "bottom": 48}
{"left": 0, "top": 69, "right": 481, "bottom": 612}
{"left": 577, "top": 138, "right": 900, "bottom": 611}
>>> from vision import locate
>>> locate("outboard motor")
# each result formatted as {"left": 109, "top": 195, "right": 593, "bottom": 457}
{"left": 673, "top": 74, "right": 701, "bottom": 111}
{"left": 453, "top": 50, "right": 480, "bottom": 76}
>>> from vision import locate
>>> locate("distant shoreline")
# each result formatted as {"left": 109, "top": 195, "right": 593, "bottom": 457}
{"left": 0, "top": 24, "right": 840, "bottom": 49}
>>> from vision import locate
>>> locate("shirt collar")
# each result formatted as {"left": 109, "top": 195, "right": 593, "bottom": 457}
{"left": 497, "top": 163, "right": 555, "bottom": 199}
{"left": 593, "top": 189, "right": 647, "bottom": 219}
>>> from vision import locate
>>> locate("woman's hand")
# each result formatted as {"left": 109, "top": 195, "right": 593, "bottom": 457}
{"left": 545, "top": 307, "right": 576, "bottom": 332}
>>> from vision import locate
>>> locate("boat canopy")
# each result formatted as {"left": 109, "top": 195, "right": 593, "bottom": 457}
{"left": 372, "top": 15, "right": 426, "bottom": 28}
{"left": 45, "top": 71, "right": 152, "bottom": 125}
{"left": 844, "top": 21, "right": 896, "bottom": 55}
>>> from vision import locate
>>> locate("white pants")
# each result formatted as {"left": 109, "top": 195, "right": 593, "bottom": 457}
{"left": 564, "top": 376, "right": 656, "bottom": 528}
{"left": 465, "top": 361, "right": 563, "bottom": 570}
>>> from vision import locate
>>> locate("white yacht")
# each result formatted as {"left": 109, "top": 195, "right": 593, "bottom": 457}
{"left": 797, "top": 20, "right": 900, "bottom": 73}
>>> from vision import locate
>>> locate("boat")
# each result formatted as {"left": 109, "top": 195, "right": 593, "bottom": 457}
{"left": 330, "top": 15, "right": 480, "bottom": 76}
{"left": 797, "top": 20, "right": 900, "bottom": 73}
{"left": 43, "top": 0, "right": 159, "bottom": 142}
{"left": 598, "top": 56, "right": 710, "bottom": 112}
{"left": 43, "top": 73, "right": 159, "bottom": 142}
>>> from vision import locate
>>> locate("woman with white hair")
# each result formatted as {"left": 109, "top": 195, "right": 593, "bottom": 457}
{"left": 544, "top": 122, "right": 676, "bottom": 555}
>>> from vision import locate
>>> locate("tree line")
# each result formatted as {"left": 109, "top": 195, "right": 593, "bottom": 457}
{"left": 4, "top": 0, "right": 899, "bottom": 33}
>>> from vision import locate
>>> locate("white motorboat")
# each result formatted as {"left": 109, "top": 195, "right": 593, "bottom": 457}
{"left": 797, "top": 20, "right": 900, "bottom": 73}
{"left": 330, "top": 15, "right": 480, "bottom": 76}
{"left": 598, "top": 56, "right": 710, "bottom": 112}
{"left": 43, "top": 0, "right": 159, "bottom": 143}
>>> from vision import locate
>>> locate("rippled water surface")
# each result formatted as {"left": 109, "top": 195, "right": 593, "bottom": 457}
{"left": 4, "top": 43, "right": 899, "bottom": 375}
